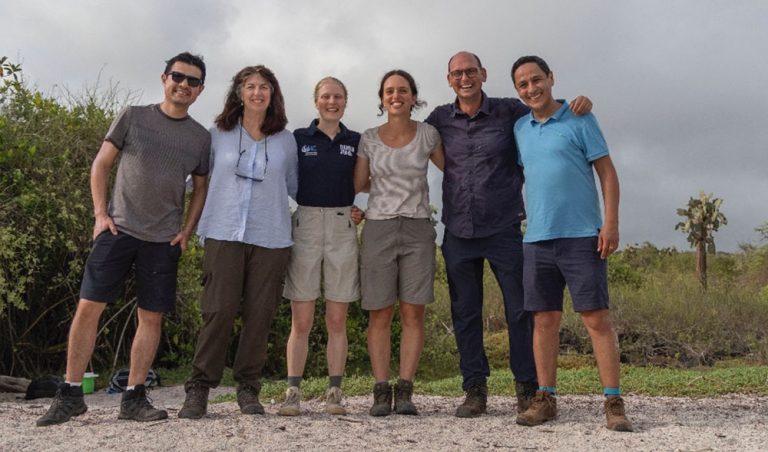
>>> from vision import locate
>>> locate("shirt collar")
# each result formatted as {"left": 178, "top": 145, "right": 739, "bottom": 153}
{"left": 306, "top": 118, "right": 350, "bottom": 140}
{"left": 528, "top": 101, "right": 569, "bottom": 125}
{"left": 450, "top": 91, "right": 490, "bottom": 118}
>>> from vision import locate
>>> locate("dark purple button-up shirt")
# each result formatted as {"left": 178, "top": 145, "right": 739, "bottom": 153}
{"left": 426, "top": 92, "right": 530, "bottom": 239}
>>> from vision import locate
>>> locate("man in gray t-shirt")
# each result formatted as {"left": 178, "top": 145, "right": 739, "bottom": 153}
{"left": 37, "top": 52, "right": 210, "bottom": 427}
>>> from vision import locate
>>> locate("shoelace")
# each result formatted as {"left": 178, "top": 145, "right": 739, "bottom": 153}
{"left": 285, "top": 389, "right": 299, "bottom": 403}
{"left": 606, "top": 398, "right": 625, "bottom": 415}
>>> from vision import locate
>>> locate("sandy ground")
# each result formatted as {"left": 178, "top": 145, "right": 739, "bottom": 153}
{"left": 1, "top": 387, "right": 767, "bottom": 451}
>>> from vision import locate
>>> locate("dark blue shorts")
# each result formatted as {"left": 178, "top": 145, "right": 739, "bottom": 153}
{"left": 79, "top": 231, "right": 182, "bottom": 313}
{"left": 523, "top": 236, "right": 608, "bottom": 312}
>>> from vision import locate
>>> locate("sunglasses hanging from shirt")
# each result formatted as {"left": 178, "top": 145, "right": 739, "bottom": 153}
{"left": 235, "top": 122, "right": 268, "bottom": 181}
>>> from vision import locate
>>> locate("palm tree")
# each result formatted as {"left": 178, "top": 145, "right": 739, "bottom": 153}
{"left": 675, "top": 192, "right": 727, "bottom": 289}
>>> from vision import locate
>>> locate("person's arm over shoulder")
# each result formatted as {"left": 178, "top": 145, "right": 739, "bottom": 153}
{"left": 569, "top": 96, "right": 592, "bottom": 116}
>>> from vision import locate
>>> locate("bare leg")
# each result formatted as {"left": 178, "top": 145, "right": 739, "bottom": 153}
{"left": 285, "top": 300, "right": 316, "bottom": 378}
{"left": 581, "top": 309, "right": 620, "bottom": 388}
{"left": 532, "top": 311, "right": 562, "bottom": 387}
{"left": 397, "top": 302, "right": 425, "bottom": 381}
{"left": 368, "top": 305, "right": 395, "bottom": 382}
{"left": 65, "top": 299, "right": 106, "bottom": 382}
{"left": 325, "top": 300, "right": 349, "bottom": 377}
{"left": 127, "top": 308, "right": 163, "bottom": 386}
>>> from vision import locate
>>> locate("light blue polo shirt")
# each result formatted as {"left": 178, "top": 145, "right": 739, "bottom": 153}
{"left": 514, "top": 102, "right": 609, "bottom": 243}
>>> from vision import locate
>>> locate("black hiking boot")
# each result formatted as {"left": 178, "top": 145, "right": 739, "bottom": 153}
{"left": 394, "top": 378, "right": 418, "bottom": 415}
{"left": 515, "top": 381, "right": 538, "bottom": 413}
{"left": 118, "top": 384, "right": 168, "bottom": 421}
{"left": 237, "top": 383, "right": 264, "bottom": 415}
{"left": 36, "top": 383, "right": 88, "bottom": 427}
{"left": 369, "top": 381, "right": 392, "bottom": 417}
{"left": 178, "top": 382, "right": 209, "bottom": 419}
{"left": 455, "top": 384, "right": 488, "bottom": 418}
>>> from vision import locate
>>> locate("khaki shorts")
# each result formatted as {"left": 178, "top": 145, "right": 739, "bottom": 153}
{"left": 360, "top": 217, "right": 436, "bottom": 310}
{"left": 283, "top": 206, "right": 360, "bottom": 303}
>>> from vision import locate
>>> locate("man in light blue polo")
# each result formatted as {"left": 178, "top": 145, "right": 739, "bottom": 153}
{"left": 511, "top": 55, "right": 632, "bottom": 432}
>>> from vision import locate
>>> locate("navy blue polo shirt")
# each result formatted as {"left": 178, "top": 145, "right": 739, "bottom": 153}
{"left": 426, "top": 92, "right": 530, "bottom": 239}
{"left": 294, "top": 119, "right": 360, "bottom": 207}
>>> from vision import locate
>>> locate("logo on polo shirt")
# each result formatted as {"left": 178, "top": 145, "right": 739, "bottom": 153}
{"left": 339, "top": 144, "right": 355, "bottom": 157}
{"left": 301, "top": 144, "right": 318, "bottom": 156}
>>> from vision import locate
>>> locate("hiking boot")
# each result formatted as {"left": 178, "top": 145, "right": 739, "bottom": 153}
{"left": 324, "top": 386, "right": 347, "bottom": 415}
{"left": 515, "top": 381, "right": 538, "bottom": 414}
{"left": 118, "top": 384, "right": 168, "bottom": 421}
{"left": 393, "top": 378, "right": 418, "bottom": 415}
{"left": 516, "top": 390, "right": 557, "bottom": 426}
{"left": 369, "top": 381, "right": 392, "bottom": 417}
{"left": 605, "top": 396, "right": 634, "bottom": 432}
{"left": 455, "top": 384, "right": 487, "bottom": 418}
{"left": 178, "top": 382, "right": 209, "bottom": 419}
{"left": 277, "top": 386, "right": 301, "bottom": 416}
{"left": 36, "top": 383, "right": 88, "bottom": 427}
{"left": 237, "top": 382, "right": 264, "bottom": 415}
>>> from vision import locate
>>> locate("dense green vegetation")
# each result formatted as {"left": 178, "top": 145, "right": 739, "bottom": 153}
{"left": 2, "top": 59, "right": 767, "bottom": 393}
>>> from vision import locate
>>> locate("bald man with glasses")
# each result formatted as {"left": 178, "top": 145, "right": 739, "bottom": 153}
{"left": 425, "top": 51, "right": 592, "bottom": 418}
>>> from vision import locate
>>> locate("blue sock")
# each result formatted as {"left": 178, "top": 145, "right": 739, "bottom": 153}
{"left": 538, "top": 386, "right": 557, "bottom": 395}
{"left": 603, "top": 387, "right": 621, "bottom": 397}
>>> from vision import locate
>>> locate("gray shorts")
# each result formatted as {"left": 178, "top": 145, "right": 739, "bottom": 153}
{"left": 523, "top": 236, "right": 609, "bottom": 312}
{"left": 283, "top": 206, "right": 360, "bottom": 302}
{"left": 360, "top": 217, "right": 436, "bottom": 310}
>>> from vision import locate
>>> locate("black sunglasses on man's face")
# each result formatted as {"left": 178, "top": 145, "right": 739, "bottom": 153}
{"left": 167, "top": 71, "right": 203, "bottom": 87}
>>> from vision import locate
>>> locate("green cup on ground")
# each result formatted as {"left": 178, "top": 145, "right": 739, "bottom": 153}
{"left": 82, "top": 372, "right": 98, "bottom": 394}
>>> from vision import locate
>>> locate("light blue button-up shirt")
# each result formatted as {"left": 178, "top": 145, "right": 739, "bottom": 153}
{"left": 197, "top": 125, "right": 298, "bottom": 249}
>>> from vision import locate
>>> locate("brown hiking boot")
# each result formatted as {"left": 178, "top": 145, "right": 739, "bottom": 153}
{"left": 516, "top": 390, "right": 557, "bottom": 426}
{"left": 237, "top": 382, "right": 264, "bottom": 415}
{"left": 394, "top": 378, "right": 418, "bottom": 415}
{"left": 515, "top": 381, "right": 538, "bottom": 414}
{"left": 605, "top": 396, "right": 634, "bottom": 432}
{"left": 455, "top": 384, "right": 487, "bottom": 418}
{"left": 178, "top": 382, "right": 209, "bottom": 419}
{"left": 369, "top": 381, "right": 392, "bottom": 417}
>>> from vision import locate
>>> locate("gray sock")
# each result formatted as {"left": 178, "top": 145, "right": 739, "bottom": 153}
{"left": 287, "top": 376, "right": 302, "bottom": 388}
{"left": 329, "top": 375, "right": 342, "bottom": 388}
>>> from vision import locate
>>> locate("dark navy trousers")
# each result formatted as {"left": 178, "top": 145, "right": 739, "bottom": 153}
{"left": 441, "top": 226, "right": 537, "bottom": 390}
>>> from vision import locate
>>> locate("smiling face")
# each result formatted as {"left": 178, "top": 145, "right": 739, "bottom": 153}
{"left": 315, "top": 80, "right": 347, "bottom": 123}
{"left": 161, "top": 62, "right": 204, "bottom": 108}
{"left": 513, "top": 62, "right": 556, "bottom": 116}
{"left": 381, "top": 74, "right": 416, "bottom": 117}
{"left": 447, "top": 52, "right": 486, "bottom": 104}
{"left": 240, "top": 73, "right": 272, "bottom": 116}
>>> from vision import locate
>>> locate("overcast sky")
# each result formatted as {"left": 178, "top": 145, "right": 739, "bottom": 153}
{"left": 3, "top": 0, "right": 766, "bottom": 251}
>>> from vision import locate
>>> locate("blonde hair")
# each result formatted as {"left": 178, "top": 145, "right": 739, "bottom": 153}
{"left": 313, "top": 76, "right": 348, "bottom": 102}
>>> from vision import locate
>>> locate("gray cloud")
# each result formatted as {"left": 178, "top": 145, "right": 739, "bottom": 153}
{"left": 3, "top": 0, "right": 766, "bottom": 250}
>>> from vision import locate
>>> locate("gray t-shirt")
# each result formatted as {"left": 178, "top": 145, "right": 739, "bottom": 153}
{"left": 105, "top": 104, "right": 211, "bottom": 242}
{"left": 358, "top": 121, "right": 441, "bottom": 220}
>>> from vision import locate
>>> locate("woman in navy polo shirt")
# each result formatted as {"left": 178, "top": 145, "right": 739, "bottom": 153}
{"left": 278, "top": 77, "right": 362, "bottom": 416}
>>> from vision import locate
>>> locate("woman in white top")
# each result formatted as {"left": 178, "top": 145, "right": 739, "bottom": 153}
{"left": 354, "top": 69, "right": 444, "bottom": 416}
